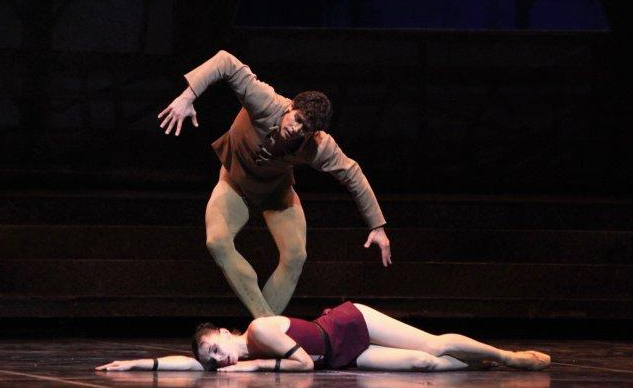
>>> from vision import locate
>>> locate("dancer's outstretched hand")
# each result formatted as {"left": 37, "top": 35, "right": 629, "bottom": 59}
{"left": 158, "top": 86, "right": 199, "bottom": 136}
{"left": 95, "top": 360, "right": 138, "bottom": 371}
{"left": 364, "top": 227, "right": 392, "bottom": 267}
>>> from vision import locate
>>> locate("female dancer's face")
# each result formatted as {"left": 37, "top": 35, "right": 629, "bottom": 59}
{"left": 198, "top": 328, "right": 239, "bottom": 367}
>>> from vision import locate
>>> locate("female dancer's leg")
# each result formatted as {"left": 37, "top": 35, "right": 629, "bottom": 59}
{"left": 353, "top": 303, "right": 549, "bottom": 370}
{"left": 356, "top": 345, "right": 470, "bottom": 371}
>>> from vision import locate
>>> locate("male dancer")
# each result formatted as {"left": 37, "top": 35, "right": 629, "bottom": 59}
{"left": 158, "top": 50, "right": 391, "bottom": 318}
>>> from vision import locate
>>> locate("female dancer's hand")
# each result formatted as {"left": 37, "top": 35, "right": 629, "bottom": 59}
{"left": 158, "top": 86, "right": 199, "bottom": 136}
{"left": 217, "top": 360, "right": 260, "bottom": 372}
{"left": 95, "top": 360, "right": 139, "bottom": 371}
{"left": 364, "top": 226, "right": 392, "bottom": 267}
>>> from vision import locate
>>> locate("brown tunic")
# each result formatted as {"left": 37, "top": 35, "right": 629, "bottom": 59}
{"left": 184, "top": 50, "right": 386, "bottom": 229}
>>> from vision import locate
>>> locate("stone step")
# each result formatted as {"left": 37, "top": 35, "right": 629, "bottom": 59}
{"left": 1, "top": 260, "right": 630, "bottom": 300}
{"left": 2, "top": 225, "right": 632, "bottom": 264}
{"left": 2, "top": 191, "right": 633, "bottom": 229}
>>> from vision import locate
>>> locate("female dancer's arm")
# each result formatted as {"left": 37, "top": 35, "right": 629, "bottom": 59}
{"left": 95, "top": 355, "right": 204, "bottom": 371}
{"left": 219, "top": 318, "right": 314, "bottom": 372}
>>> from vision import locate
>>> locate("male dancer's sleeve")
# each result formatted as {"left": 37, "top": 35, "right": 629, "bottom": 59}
{"left": 183, "top": 50, "right": 283, "bottom": 121}
{"left": 307, "top": 132, "right": 387, "bottom": 230}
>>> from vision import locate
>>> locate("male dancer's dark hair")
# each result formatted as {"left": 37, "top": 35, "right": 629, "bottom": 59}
{"left": 292, "top": 91, "right": 333, "bottom": 132}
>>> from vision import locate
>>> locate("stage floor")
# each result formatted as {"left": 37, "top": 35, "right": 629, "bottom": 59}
{"left": 0, "top": 338, "right": 631, "bottom": 387}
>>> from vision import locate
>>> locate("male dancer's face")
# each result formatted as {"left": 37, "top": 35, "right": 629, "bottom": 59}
{"left": 279, "top": 109, "right": 306, "bottom": 140}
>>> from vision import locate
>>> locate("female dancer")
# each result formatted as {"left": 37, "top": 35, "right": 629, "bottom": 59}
{"left": 96, "top": 302, "right": 550, "bottom": 372}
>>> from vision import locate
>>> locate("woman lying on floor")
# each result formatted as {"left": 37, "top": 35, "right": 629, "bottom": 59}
{"left": 95, "top": 302, "right": 550, "bottom": 372}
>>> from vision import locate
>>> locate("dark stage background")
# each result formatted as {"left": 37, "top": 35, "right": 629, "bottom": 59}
{"left": 1, "top": 0, "right": 632, "bottom": 337}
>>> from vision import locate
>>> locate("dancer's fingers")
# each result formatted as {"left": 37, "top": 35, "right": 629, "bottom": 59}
{"left": 192, "top": 112, "right": 199, "bottom": 127}
{"left": 95, "top": 362, "right": 115, "bottom": 370}
{"left": 381, "top": 243, "right": 391, "bottom": 266}
{"left": 364, "top": 235, "right": 372, "bottom": 248}
{"left": 175, "top": 118, "right": 183, "bottom": 136}
{"left": 160, "top": 113, "right": 172, "bottom": 129}
{"left": 158, "top": 106, "right": 171, "bottom": 119}
{"left": 166, "top": 115, "right": 177, "bottom": 135}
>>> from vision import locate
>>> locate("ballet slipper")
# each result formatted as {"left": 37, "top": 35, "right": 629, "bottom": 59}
{"left": 505, "top": 351, "right": 551, "bottom": 371}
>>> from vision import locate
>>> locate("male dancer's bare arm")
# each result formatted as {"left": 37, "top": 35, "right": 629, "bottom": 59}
{"left": 307, "top": 132, "right": 392, "bottom": 266}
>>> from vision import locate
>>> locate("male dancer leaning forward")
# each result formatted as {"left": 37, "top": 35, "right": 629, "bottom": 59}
{"left": 158, "top": 50, "right": 391, "bottom": 318}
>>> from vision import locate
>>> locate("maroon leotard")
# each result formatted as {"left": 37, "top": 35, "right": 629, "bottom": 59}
{"left": 284, "top": 302, "right": 370, "bottom": 369}
{"left": 284, "top": 318, "right": 327, "bottom": 367}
